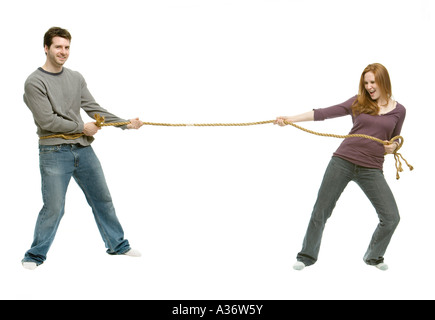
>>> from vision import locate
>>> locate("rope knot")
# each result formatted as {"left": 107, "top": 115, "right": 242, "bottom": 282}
{"left": 94, "top": 113, "right": 105, "bottom": 127}
{"left": 394, "top": 152, "right": 414, "bottom": 180}
{"left": 387, "top": 136, "right": 413, "bottom": 180}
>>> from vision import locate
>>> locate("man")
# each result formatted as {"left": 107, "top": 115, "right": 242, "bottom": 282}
{"left": 22, "top": 27, "right": 143, "bottom": 270}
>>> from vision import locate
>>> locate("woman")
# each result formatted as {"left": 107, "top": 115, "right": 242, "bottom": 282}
{"left": 275, "top": 63, "right": 405, "bottom": 271}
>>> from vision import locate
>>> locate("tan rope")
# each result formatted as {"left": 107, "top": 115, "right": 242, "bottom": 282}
{"left": 40, "top": 113, "right": 413, "bottom": 179}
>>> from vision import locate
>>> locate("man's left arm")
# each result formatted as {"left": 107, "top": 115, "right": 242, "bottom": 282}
{"left": 80, "top": 75, "right": 142, "bottom": 130}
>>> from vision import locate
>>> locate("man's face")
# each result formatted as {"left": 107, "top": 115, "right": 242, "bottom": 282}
{"left": 45, "top": 36, "right": 70, "bottom": 67}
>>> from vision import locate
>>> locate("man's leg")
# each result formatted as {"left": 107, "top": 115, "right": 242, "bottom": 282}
{"left": 23, "top": 145, "right": 73, "bottom": 265}
{"left": 72, "top": 145, "right": 131, "bottom": 255}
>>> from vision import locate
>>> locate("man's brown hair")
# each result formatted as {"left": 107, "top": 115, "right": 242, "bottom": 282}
{"left": 43, "top": 27, "right": 72, "bottom": 49}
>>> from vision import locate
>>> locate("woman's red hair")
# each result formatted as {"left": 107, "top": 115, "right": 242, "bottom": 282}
{"left": 352, "top": 63, "right": 392, "bottom": 116}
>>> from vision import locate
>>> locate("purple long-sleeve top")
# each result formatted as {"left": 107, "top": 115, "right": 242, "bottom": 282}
{"left": 314, "top": 96, "right": 406, "bottom": 170}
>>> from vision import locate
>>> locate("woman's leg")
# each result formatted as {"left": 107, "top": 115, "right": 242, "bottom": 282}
{"left": 296, "top": 157, "right": 354, "bottom": 266}
{"left": 355, "top": 168, "right": 400, "bottom": 266}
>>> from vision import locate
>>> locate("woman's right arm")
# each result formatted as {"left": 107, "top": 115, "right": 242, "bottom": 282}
{"left": 274, "top": 110, "right": 314, "bottom": 126}
{"left": 274, "top": 96, "right": 357, "bottom": 126}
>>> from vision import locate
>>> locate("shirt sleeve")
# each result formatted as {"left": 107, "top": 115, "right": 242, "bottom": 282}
{"left": 23, "top": 78, "right": 84, "bottom": 134}
{"left": 313, "top": 96, "right": 357, "bottom": 121}
{"left": 79, "top": 73, "right": 128, "bottom": 129}
{"left": 391, "top": 105, "right": 406, "bottom": 141}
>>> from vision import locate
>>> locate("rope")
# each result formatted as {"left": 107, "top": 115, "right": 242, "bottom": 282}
{"left": 40, "top": 113, "right": 413, "bottom": 179}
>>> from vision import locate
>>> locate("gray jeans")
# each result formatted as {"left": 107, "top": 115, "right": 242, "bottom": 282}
{"left": 297, "top": 156, "right": 400, "bottom": 266}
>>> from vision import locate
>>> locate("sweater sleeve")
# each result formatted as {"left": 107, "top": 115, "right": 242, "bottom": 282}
{"left": 79, "top": 73, "right": 128, "bottom": 129}
{"left": 23, "top": 78, "right": 84, "bottom": 134}
{"left": 391, "top": 104, "right": 406, "bottom": 145}
{"left": 313, "top": 96, "right": 357, "bottom": 121}
{"left": 393, "top": 106, "right": 406, "bottom": 136}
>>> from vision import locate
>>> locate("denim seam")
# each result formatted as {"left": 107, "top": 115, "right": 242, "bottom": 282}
{"left": 73, "top": 174, "right": 115, "bottom": 252}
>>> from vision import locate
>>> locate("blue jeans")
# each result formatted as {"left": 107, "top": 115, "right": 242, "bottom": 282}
{"left": 23, "top": 144, "right": 130, "bottom": 265}
{"left": 297, "top": 156, "right": 400, "bottom": 266}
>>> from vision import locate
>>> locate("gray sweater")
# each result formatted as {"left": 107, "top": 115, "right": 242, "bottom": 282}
{"left": 24, "top": 67, "right": 127, "bottom": 145}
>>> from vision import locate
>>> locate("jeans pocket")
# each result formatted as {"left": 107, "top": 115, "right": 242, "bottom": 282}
{"left": 39, "top": 145, "right": 61, "bottom": 155}
{"left": 330, "top": 156, "right": 349, "bottom": 170}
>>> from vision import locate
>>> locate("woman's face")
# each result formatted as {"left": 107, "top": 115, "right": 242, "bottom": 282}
{"left": 364, "top": 71, "right": 381, "bottom": 101}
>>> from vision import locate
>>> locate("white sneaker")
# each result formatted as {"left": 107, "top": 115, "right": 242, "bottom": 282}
{"left": 375, "top": 263, "right": 388, "bottom": 271}
{"left": 293, "top": 261, "right": 305, "bottom": 271}
{"left": 123, "top": 249, "right": 141, "bottom": 257}
{"left": 22, "top": 262, "right": 38, "bottom": 270}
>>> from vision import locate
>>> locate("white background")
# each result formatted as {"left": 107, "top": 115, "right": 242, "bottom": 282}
{"left": 0, "top": 0, "right": 433, "bottom": 300}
